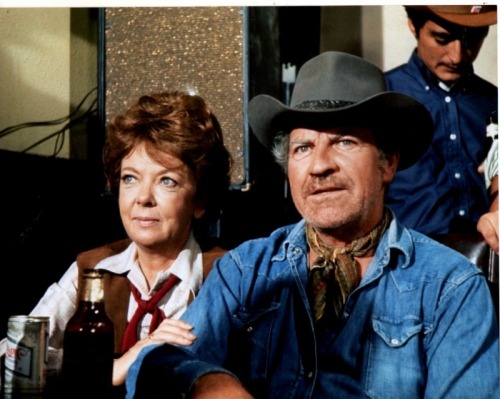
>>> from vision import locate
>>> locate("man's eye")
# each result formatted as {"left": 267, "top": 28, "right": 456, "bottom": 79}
{"left": 291, "top": 143, "right": 312, "bottom": 154}
{"left": 339, "top": 139, "right": 355, "bottom": 147}
{"left": 290, "top": 145, "right": 311, "bottom": 160}
{"left": 435, "top": 38, "right": 449, "bottom": 45}
{"left": 434, "top": 35, "right": 453, "bottom": 45}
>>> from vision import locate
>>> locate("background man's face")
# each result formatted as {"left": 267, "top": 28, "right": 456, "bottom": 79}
{"left": 409, "top": 18, "right": 486, "bottom": 83}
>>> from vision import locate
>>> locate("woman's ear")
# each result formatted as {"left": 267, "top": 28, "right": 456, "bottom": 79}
{"left": 193, "top": 203, "right": 206, "bottom": 220}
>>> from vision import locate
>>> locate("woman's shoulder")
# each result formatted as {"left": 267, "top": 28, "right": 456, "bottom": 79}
{"left": 202, "top": 245, "right": 228, "bottom": 279}
{"left": 76, "top": 238, "right": 132, "bottom": 271}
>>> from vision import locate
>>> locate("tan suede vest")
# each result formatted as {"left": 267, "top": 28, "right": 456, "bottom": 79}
{"left": 75, "top": 239, "right": 226, "bottom": 354}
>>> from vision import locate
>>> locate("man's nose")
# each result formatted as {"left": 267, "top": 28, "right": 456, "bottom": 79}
{"left": 309, "top": 145, "right": 338, "bottom": 175}
{"left": 448, "top": 39, "right": 473, "bottom": 65}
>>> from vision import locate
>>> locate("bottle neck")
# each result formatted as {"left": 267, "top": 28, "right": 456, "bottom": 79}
{"left": 81, "top": 275, "right": 105, "bottom": 303}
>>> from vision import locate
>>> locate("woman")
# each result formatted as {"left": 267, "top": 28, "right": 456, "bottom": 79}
{"left": 30, "top": 90, "right": 232, "bottom": 390}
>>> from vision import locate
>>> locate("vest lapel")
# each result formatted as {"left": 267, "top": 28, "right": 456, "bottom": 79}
{"left": 76, "top": 239, "right": 227, "bottom": 354}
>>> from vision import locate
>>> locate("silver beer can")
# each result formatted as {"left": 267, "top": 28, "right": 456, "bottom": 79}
{"left": 3, "top": 315, "right": 49, "bottom": 397}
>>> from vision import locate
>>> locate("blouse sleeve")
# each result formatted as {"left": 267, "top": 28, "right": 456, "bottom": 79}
{"left": 29, "top": 262, "right": 79, "bottom": 350}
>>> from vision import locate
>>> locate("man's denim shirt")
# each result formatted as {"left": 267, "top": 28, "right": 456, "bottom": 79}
{"left": 127, "top": 213, "right": 499, "bottom": 398}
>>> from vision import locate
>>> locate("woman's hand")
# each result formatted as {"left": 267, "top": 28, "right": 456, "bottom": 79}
{"left": 112, "top": 318, "right": 196, "bottom": 386}
{"left": 146, "top": 318, "right": 196, "bottom": 346}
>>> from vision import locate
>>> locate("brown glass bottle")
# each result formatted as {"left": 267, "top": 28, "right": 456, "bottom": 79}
{"left": 59, "top": 269, "right": 114, "bottom": 399}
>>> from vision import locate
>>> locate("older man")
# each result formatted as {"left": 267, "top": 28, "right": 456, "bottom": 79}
{"left": 126, "top": 52, "right": 499, "bottom": 398}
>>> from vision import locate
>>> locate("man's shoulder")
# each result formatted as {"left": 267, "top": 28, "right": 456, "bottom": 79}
{"left": 384, "top": 221, "right": 480, "bottom": 274}
{"left": 384, "top": 63, "right": 408, "bottom": 77}
{"left": 407, "top": 230, "right": 483, "bottom": 279}
{"left": 469, "top": 73, "right": 498, "bottom": 95}
{"left": 384, "top": 62, "right": 423, "bottom": 92}
{"left": 226, "top": 222, "right": 303, "bottom": 264}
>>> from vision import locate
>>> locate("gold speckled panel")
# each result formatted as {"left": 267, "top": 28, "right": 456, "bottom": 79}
{"left": 105, "top": 7, "right": 245, "bottom": 184}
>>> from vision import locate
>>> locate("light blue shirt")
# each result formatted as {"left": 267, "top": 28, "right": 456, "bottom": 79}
{"left": 126, "top": 210, "right": 499, "bottom": 398}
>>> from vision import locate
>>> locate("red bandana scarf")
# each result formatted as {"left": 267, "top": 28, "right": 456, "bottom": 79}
{"left": 121, "top": 274, "right": 180, "bottom": 353}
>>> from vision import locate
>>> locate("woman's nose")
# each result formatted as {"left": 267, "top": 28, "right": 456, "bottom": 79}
{"left": 136, "top": 182, "right": 156, "bottom": 206}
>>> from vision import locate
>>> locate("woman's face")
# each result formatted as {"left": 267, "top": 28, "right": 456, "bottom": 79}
{"left": 119, "top": 142, "right": 205, "bottom": 256}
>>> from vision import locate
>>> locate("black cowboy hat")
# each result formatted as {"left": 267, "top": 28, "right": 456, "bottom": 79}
{"left": 248, "top": 51, "right": 434, "bottom": 170}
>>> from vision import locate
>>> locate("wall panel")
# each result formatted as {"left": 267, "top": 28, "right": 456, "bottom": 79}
{"left": 105, "top": 7, "right": 247, "bottom": 184}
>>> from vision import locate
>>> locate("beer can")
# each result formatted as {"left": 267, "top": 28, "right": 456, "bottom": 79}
{"left": 3, "top": 315, "right": 49, "bottom": 397}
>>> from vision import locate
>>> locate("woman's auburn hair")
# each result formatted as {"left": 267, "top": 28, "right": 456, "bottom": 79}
{"left": 102, "top": 90, "right": 233, "bottom": 216}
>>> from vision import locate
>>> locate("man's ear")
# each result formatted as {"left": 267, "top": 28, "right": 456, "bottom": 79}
{"left": 383, "top": 152, "right": 400, "bottom": 185}
{"left": 407, "top": 18, "right": 417, "bottom": 39}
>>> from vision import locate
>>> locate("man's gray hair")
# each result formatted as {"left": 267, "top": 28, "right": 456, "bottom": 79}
{"left": 272, "top": 131, "right": 289, "bottom": 173}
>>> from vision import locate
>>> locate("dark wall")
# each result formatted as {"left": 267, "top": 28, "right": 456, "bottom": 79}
{"left": 0, "top": 150, "right": 126, "bottom": 338}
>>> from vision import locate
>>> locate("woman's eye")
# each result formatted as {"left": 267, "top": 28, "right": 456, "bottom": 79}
{"left": 161, "top": 177, "right": 177, "bottom": 187}
{"left": 121, "top": 175, "right": 136, "bottom": 184}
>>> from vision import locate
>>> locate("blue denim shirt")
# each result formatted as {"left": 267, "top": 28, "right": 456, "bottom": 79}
{"left": 385, "top": 50, "right": 497, "bottom": 235}
{"left": 126, "top": 214, "right": 499, "bottom": 398}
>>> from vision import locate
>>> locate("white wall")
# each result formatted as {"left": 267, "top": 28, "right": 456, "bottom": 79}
{"left": 0, "top": 8, "right": 71, "bottom": 157}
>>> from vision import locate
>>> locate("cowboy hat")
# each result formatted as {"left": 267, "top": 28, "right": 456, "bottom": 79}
{"left": 405, "top": 5, "right": 497, "bottom": 27}
{"left": 248, "top": 51, "right": 434, "bottom": 170}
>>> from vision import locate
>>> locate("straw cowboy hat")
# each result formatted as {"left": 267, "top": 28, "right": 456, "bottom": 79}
{"left": 248, "top": 51, "right": 434, "bottom": 170}
{"left": 406, "top": 5, "right": 497, "bottom": 27}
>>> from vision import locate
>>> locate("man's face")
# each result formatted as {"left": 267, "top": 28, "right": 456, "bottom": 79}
{"left": 287, "top": 126, "right": 398, "bottom": 244}
{"left": 409, "top": 18, "right": 487, "bottom": 84}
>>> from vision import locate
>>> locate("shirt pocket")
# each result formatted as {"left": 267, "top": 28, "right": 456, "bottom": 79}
{"left": 365, "top": 316, "right": 426, "bottom": 399}
{"left": 229, "top": 303, "right": 280, "bottom": 382}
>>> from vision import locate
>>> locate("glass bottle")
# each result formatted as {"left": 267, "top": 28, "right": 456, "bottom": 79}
{"left": 59, "top": 268, "right": 114, "bottom": 399}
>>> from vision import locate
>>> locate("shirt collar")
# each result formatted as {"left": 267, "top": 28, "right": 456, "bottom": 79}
{"left": 438, "top": 80, "right": 452, "bottom": 92}
{"left": 409, "top": 49, "right": 474, "bottom": 92}
{"left": 285, "top": 208, "right": 413, "bottom": 271}
{"left": 375, "top": 208, "right": 414, "bottom": 270}
{"left": 95, "top": 232, "right": 203, "bottom": 296}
